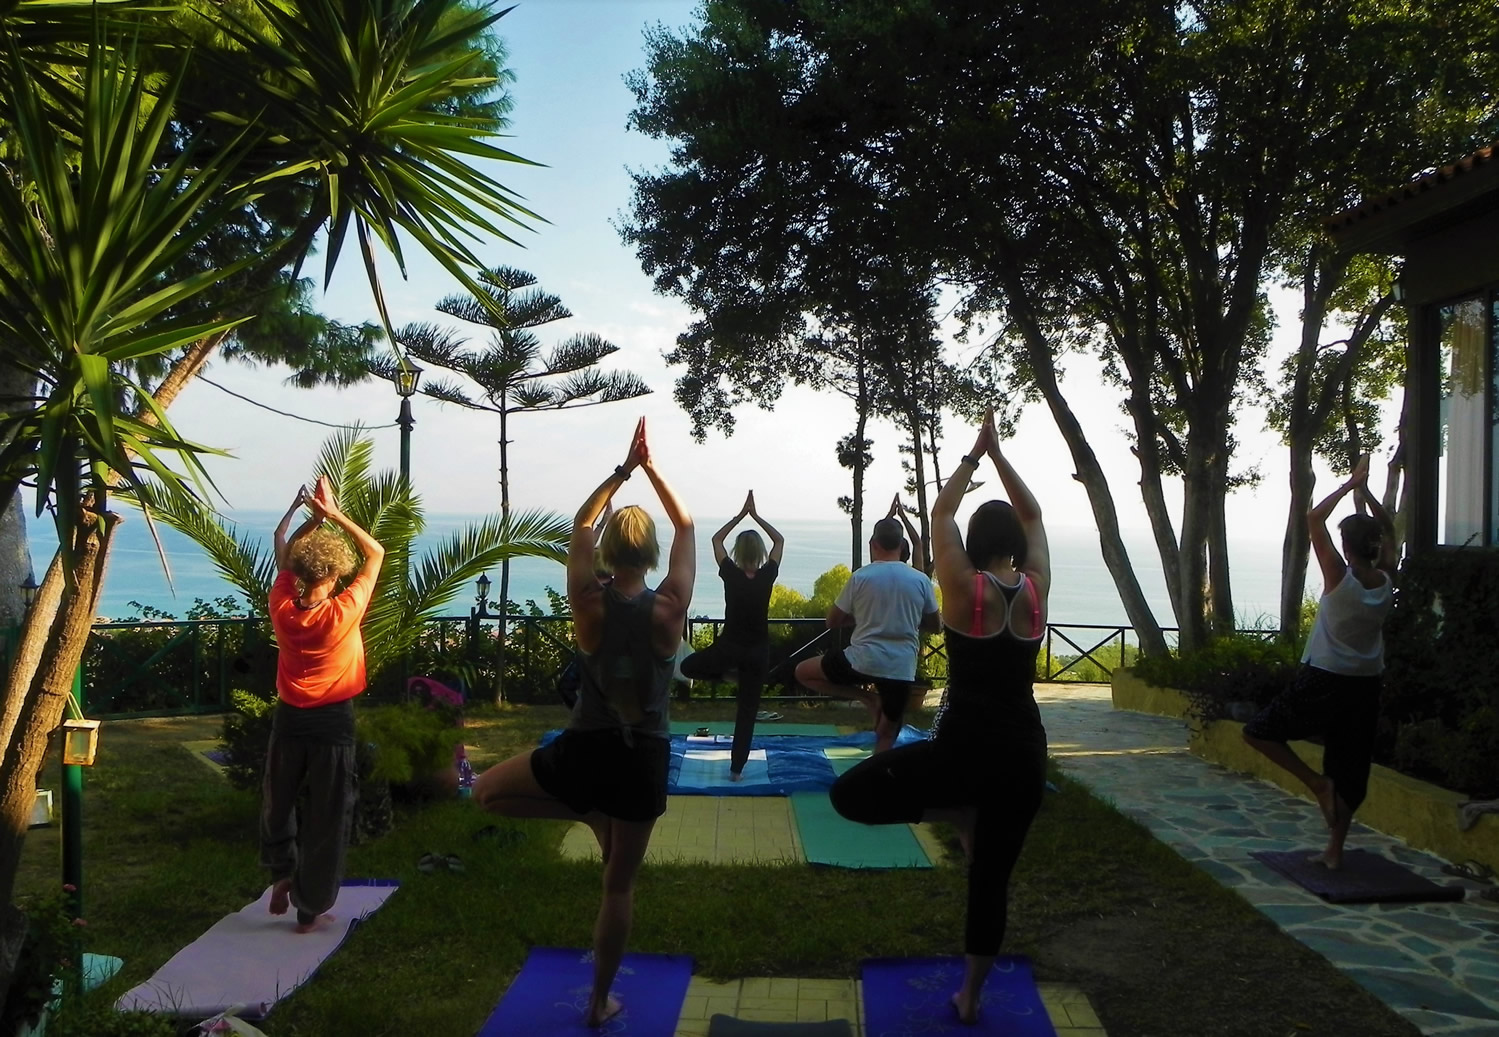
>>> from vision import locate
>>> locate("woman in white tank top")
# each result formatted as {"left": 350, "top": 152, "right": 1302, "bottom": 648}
{"left": 1242, "top": 454, "right": 1396, "bottom": 870}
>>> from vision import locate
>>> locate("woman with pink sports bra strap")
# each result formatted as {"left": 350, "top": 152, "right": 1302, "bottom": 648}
{"left": 829, "top": 406, "right": 1049, "bottom": 1027}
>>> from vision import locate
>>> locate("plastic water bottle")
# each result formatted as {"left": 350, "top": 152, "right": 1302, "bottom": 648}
{"left": 455, "top": 743, "right": 475, "bottom": 799}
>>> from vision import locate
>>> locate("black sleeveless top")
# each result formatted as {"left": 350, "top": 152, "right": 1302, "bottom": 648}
{"left": 720, "top": 557, "right": 778, "bottom": 643}
{"left": 932, "top": 574, "right": 1045, "bottom": 745}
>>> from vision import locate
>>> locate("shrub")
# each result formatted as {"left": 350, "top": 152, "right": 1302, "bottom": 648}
{"left": 1133, "top": 632, "right": 1299, "bottom": 725}
{"left": 356, "top": 703, "right": 460, "bottom": 787}
{"left": 0, "top": 886, "right": 79, "bottom": 1036}
{"left": 1384, "top": 548, "right": 1499, "bottom": 796}
{"left": 221, "top": 688, "right": 277, "bottom": 793}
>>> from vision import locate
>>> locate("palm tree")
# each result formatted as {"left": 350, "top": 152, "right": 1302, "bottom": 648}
{"left": 136, "top": 429, "right": 570, "bottom": 685}
{"left": 0, "top": 0, "right": 541, "bottom": 946}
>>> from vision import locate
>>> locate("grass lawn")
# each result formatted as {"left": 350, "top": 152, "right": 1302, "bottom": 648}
{"left": 14, "top": 699, "right": 1417, "bottom": 1036}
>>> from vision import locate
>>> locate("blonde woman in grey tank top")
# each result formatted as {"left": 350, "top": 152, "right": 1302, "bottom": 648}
{"left": 1243, "top": 454, "right": 1396, "bottom": 870}
{"left": 473, "top": 418, "right": 694, "bottom": 1027}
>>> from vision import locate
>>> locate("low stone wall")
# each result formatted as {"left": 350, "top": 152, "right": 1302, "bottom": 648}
{"left": 1110, "top": 666, "right": 1193, "bottom": 720}
{"left": 1109, "top": 668, "right": 1499, "bottom": 869}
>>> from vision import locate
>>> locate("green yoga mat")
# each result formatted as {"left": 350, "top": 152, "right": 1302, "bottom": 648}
{"left": 791, "top": 792, "right": 932, "bottom": 869}
{"left": 669, "top": 721, "right": 843, "bottom": 737}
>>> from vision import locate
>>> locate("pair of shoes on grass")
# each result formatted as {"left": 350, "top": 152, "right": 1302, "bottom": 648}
{"left": 417, "top": 851, "right": 464, "bottom": 874}
{"left": 755, "top": 710, "right": 783, "bottom": 722}
{"left": 473, "top": 824, "right": 525, "bottom": 848}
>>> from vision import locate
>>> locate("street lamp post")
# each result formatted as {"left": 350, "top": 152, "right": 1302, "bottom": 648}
{"left": 392, "top": 363, "right": 423, "bottom": 486}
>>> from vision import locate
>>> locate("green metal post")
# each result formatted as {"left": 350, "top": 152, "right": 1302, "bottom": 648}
{"left": 62, "top": 664, "right": 84, "bottom": 994}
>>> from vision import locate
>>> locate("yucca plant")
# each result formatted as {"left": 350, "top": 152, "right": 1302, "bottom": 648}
{"left": 134, "top": 429, "right": 570, "bottom": 682}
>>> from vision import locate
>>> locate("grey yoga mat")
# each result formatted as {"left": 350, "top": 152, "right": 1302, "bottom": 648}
{"left": 116, "top": 881, "right": 399, "bottom": 1019}
{"left": 1251, "top": 850, "right": 1464, "bottom": 903}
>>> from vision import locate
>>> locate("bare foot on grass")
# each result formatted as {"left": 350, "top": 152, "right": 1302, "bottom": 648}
{"left": 268, "top": 879, "right": 292, "bottom": 916}
{"left": 951, "top": 991, "right": 979, "bottom": 1026}
{"left": 586, "top": 995, "right": 622, "bottom": 1028}
{"left": 293, "top": 913, "right": 336, "bottom": 934}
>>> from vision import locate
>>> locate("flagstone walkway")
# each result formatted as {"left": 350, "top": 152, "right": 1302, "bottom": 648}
{"left": 1040, "top": 684, "right": 1499, "bottom": 1036}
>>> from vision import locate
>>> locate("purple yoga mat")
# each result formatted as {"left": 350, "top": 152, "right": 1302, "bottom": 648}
{"left": 479, "top": 947, "right": 694, "bottom": 1036}
{"left": 861, "top": 956, "right": 1056, "bottom": 1036}
{"left": 116, "top": 880, "right": 399, "bottom": 1019}
{"left": 1251, "top": 849, "right": 1465, "bottom": 903}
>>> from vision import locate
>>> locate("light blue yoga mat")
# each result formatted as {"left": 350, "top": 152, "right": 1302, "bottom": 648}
{"left": 668, "top": 721, "right": 843, "bottom": 737}
{"left": 790, "top": 792, "right": 932, "bottom": 869}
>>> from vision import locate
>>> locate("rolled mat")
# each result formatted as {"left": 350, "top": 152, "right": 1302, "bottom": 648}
{"left": 708, "top": 1016, "right": 853, "bottom": 1036}
{"left": 478, "top": 947, "right": 693, "bottom": 1036}
{"left": 1250, "top": 849, "right": 1466, "bottom": 903}
{"left": 116, "top": 880, "right": 398, "bottom": 1019}
{"left": 790, "top": 793, "right": 931, "bottom": 869}
{"left": 861, "top": 956, "right": 1056, "bottom": 1036}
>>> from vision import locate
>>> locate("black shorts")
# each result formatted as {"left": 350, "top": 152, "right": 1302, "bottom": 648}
{"left": 820, "top": 648, "right": 911, "bottom": 725}
{"left": 1243, "top": 664, "right": 1381, "bottom": 811}
{"left": 530, "top": 728, "right": 670, "bottom": 822}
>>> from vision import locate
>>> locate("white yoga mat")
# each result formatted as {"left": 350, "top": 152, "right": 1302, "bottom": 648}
{"left": 116, "top": 881, "right": 398, "bottom": 1019}
{"left": 677, "top": 748, "right": 769, "bottom": 789}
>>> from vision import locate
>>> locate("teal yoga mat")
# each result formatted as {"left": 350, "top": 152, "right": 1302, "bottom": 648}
{"left": 670, "top": 721, "right": 843, "bottom": 737}
{"left": 790, "top": 792, "right": 931, "bottom": 869}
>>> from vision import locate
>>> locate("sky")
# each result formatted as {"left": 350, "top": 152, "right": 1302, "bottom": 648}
{"left": 159, "top": 0, "right": 1394, "bottom": 549}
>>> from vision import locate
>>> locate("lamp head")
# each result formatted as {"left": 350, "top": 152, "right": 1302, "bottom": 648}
{"left": 19, "top": 573, "right": 38, "bottom": 608}
{"left": 392, "top": 362, "right": 423, "bottom": 398}
{"left": 475, "top": 573, "right": 491, "bottom": 602}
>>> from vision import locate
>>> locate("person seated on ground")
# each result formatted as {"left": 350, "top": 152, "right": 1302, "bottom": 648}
{"left": 473, "top": 417, "right": 693, "bottom": 1028}
{"left": 1243, "top": 453, "right": 1395, "bottom": 871}
{"left": 831, "top": 406, "right": 1050, "bottom": 1026}
{"left": 679, "top": 490, "right": 785, "bottom": 781}
{"left": 793, "top": 511, "right": 938, "bottom": 753}
{"left": 264, "top": 476, "right": 385, "bottom": 934}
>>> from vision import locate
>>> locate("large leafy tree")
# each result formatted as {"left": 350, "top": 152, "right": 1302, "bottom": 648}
{"left": 382, "top": 266, "right": 649, "bottom": 694}
{"left": 138, "top": 430, "right": 569, "bottom": 685}
{"left": 0, "top": 0, "right": 539, "bottom": 961}
{"left": 624, "top": 0, "right": 1499, "bottom": 654}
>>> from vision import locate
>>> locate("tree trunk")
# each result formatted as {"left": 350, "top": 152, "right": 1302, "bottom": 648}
{"left": 136, "top": 331, "right": 230, "bottom": 428}
{"left": 1280, "top": 437, "right": 1316, "bottom": 642}
{"left": 0, "top": 365, "right": 34, "bottom": 631}
{"left": 1207, "top": 452, "right": 1234, "bottom": 632}
{"left": 851, "top": 359, "right": 868, "bottom": 571}
{"left": 1125, "top": 377, "right": 1183, "bottom": 623}
{"left": 905, "top": 404, "right": 931, "bottom": 574}
{"left": 0, "top": 507, "right": 116, "bottom": 967}
{"left": 997, "top": 264, "right": 1168, "bottom": 656}
{"left": 495, "top": 398, "right": 510, "bottom": 706}
{"left": 1176, "top": 432, "right": 1213, "bottom": 653}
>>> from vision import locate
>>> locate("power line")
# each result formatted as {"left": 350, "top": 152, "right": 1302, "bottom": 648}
{"left": 198, "top": 375, "right": 397, "bottom": 430}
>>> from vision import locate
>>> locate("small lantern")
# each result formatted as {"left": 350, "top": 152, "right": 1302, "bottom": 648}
{"left": 61, "top": 718, "right": 100, "bottom": 766}
{"left": 475, "top": 573, "right": 491, "bottom": 605}
{"left": 19, "top": 573, "right": 38, "bottom": 608}
{"left": 392, "top": 362, "right": 423, "bottom": 398}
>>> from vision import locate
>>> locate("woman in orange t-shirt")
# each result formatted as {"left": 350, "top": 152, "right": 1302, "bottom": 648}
{"left": 262, "top": 476, "right": 384, "bottom": 933}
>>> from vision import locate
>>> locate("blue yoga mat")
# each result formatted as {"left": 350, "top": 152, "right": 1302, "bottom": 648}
{"left": 479, "top": 947, "right": 693, "bottom": 1036}
{"left": 541, "top": 727, "right": 930, "bottom": 797}
{"left": 861, "top": 956, "right": 1056, "bottom": 1036}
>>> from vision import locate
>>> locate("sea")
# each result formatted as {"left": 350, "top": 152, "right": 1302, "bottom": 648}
{"left": 49, "top": 512, "right": 1293, "bottom": 632}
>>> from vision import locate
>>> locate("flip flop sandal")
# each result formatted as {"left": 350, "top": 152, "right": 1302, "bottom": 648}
{"left": 1441, "top": 859, "right": 1497, "bottom": 883}
{"left": 417, "top": 851, "right": 443, "bottom": 874}
{"left": 755, "top": 711, "right": 783, "bottom": 721}
{"left": 443, "top": 853, "right": 465, "bottom": 874}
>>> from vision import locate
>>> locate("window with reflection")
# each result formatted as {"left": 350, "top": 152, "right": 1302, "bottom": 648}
{"left": 1437, "top": 296, "right": 1487, "bottom": 546}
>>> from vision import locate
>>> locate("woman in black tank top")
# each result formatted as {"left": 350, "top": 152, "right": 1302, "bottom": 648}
{"left": 829, "top": 408, "right": 1049, "bottom": 1027}
{"left": 679, "top": 490, "right": 785, "bottom": 780}
{"left": 473, "top": 418, "right": 695, "bottom": 1028}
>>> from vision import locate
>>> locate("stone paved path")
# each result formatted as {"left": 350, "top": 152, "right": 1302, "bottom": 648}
{"left": 1039, "top": 685, "right": 1499, "bottom": 1036}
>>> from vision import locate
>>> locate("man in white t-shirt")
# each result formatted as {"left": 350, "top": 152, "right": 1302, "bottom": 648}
{"left": 794, "top": 517, "right": 939, "bottom": 751}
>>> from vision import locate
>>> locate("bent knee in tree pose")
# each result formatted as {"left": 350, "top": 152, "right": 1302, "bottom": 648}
{"left": 263, "top": 476, "right": 385, "bottom": 934}
{"left": 1242, "top": 453, "right": 1396, "bottom": 872}
{"left": 795, "top": 495, "right": 938, "bottom": 753}
{"left": 830, "top": 407, "right": 1050, "bottom": 1026}
{"left": 472, "top": 417, "right": 694, "bottom": 1028}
